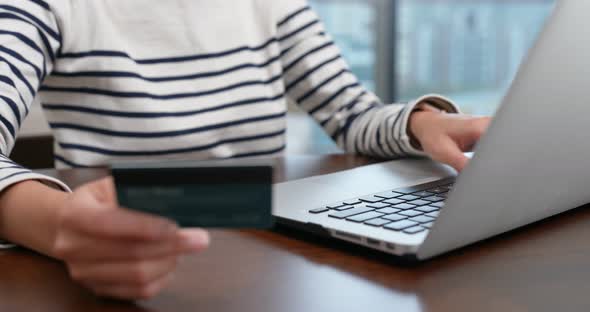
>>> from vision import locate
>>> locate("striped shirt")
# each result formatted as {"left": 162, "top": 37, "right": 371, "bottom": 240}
{"left": 0, "top": 0, "right": 458, "bottom": 193}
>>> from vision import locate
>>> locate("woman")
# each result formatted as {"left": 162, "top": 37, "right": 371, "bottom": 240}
{"left": 0, "top": 0, "right": 489, "bottom": 300}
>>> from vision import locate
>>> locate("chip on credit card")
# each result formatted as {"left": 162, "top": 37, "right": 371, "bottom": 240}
{"left": 112, "top": 162, "right": 273, "bottom": 228}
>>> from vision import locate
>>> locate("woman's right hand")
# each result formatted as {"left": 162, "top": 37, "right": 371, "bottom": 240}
{"left": 51, "top": 177, "right": 210, "bottom": 300}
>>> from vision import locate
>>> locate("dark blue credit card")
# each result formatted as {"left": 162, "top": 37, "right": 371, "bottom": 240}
{"left": 112, "top": 162, "right": 273, "bottom": 229}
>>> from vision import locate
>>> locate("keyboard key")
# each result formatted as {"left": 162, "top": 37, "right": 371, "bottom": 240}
{"left": 392, "top": 203, "right": 416, "bottom": 210}
{"left": 383, "top": 214, "right": 407, "bottom": 222}
{"left": 326, "top": 203, "right": 347, "bottom": 209}
{"left": 353, "top": 204, "right": 376, "bottom": 211}
{"left": 426, "top": 211, "right": 440, "bottom": 218}
{"left": 309, "top": 207, "right": 329, "bottom": 214}
{"left": 343, "top": 199, "right": 362, "bottom": 205}
{"left": 412, "top": 191, "right": 434, "bottom": 197}
{"left": 403, "top": 226, "right": 426, "bottom": 234}
{"left": 415, "top": 205, "right": 439, "bottom": 213}
{"left": 422, "top": 222, "right": 434, "bottom": 229}
{"left": 375, "top": 207, "right": 401, "bottom": 214}
{"left": 384, "top": 220, "right": 419, "bottom": 231}
{"left": 329, "top": 206, "right": 374, "bottom": 219}
{"left": 407, "top": 199, "right": 431, "bottom": 206}
{"left": 359, "top": 195, "right": 385, "bottom": 203}
{"left": 409, "top": 215, "right": 435, "bottom": 223}
{"left": 399, "top": 210, "right": 423, "bottom": 217}
{"left": 346, "top": 211, "right": 384, "bottom": 222}
{"left": 334, "top": 206, "right": 355, "bottom": 211}
{"left": 430, "top": 202, "right": 445, "bottom": 208}
{"left": 383, "top": 198, "right": 405, "bottom": 205}
{"left": 423, "top": 196, "right": 445, "bottom": 202}
{"left": 398, "top": 195, "right": 420, "bottom": 201}
{"left": 364, "top": 218, "right": 392, "bottom": 227}
{"left": 366, "top": 202, "right": 390, "bottom": 209}
{"left": 374, "top": 191, "right": 400, "bottom": 199}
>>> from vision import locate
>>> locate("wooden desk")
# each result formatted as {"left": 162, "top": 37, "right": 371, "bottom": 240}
{"left": 1, "top": 155, "right": 590, "bottom": 312}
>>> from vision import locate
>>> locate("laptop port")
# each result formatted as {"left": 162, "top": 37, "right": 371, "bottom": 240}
{"left": 386, "top": 243, "right": 396, "bottom": 251}
{"left": 333, "top": 231, "right": 361, "bottom": 242}
{"left": 366, "top": 238, "right": 381, "bottom": 246}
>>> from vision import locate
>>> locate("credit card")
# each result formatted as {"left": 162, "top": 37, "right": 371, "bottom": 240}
{"left": 112, "top": 162, "right": 273, "bottom": 229}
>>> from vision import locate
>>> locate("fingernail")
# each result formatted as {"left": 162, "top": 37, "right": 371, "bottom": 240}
{"left": 180, "top": 230, "right": 210, "bottom": 251}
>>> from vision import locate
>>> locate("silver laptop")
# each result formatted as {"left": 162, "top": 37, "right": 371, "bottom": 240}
{"left": 273, "top": 0, "right": 590, "bottom": 261}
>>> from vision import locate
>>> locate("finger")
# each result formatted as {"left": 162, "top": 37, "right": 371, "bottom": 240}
{"left": 91, "top": 270, "right": 175, "bottom": 300}
{"left": 59, "top": 228, "right": 210, "bottom": 261}
{"left": 177, "top": 229, "right": 210, "bottom": 253}
{"left": 453, "top": 117, "right": 492, "bottom": 151}
{"left": 71, "top": 256, "right": 178, "bottom": 286}
{"left": 466, "top": 116, "right": 491, "bottom": 140}
{"left": 65, "top": 206, "right": 179, "bottom": 242}
{"left": 63, "top": 176, "right": 179, "bottom": 241}
{"left": 425, "top": 135, "right": 469, "bottom": 172}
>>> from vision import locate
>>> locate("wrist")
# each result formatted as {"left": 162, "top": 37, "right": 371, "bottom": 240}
{"left": 408, "top": 108, "right": 442, "bottom": 150}
{"left": 0, "top": 180, "right": 69, "bottom": 257}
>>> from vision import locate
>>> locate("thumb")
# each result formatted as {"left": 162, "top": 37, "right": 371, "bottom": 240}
{"left": 84, "top": 176, "right": 118, "bottom": 207}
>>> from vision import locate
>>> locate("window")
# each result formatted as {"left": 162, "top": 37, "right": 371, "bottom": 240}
{"left": 311, "top": 0, "right": 555, "bottom": 115}
{"left": 311, "top": 0, "right": 380, "bottom": 92}
{"left": 397, "top": 0, "right": 555, "bottom": 115}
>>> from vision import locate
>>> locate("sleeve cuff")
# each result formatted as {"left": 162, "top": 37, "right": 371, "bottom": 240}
{"left": 397, "top": 94, "right": 461, "bottom": 156}
{"left": 0, "top": 171, "right": 71, "bottom": 194}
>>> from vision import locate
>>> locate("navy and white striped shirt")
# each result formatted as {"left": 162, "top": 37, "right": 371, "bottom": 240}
{"left": 0, "top": 0, "right": 458, "bottom": 192}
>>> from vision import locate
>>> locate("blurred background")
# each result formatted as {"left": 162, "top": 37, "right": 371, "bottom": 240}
{"left": 287, "top": 0, "right": 555, "bottom": 154}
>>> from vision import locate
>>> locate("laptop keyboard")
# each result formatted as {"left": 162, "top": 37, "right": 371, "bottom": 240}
{"left": 308, "top": 178, "right": 455, "bottom": 235}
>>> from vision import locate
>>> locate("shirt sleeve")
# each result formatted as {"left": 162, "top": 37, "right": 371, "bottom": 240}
{"left": 0, "top": 0, "right": 72, "bottom": 246}
{"left": 273, "top": 1, "right": 460, "bottom": 158}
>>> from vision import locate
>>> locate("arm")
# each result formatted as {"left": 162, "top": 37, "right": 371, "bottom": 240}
{"left": 274, "top": 1, "right": 489, "bottom": 170}
{"left": 0, "top": 180, "right": 68, "bottom": 256}
{"left": 0, "top": 0, "right": 68, "bottom": 246}
{"left": 0, "top": 1, "right": 209, "bottom": 300}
